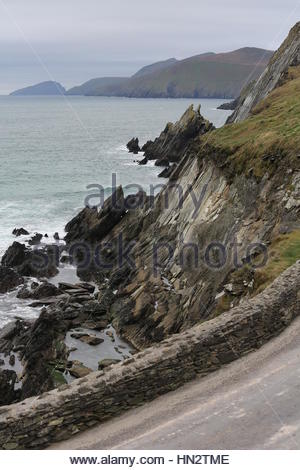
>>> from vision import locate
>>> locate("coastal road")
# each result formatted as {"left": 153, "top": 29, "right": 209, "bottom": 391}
{"left": 51, "top": 317, "right": 300, "bottom": 450}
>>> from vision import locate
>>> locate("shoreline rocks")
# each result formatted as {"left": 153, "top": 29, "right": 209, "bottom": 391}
{"left": 217, "top": 99, "right": 238, "bottom": 110}
{"left": 65, "top": 185, "right": 126, "bottom": 245}
{"left": 1, "top": 241, "right": 59, "bottom": 278}
{"left": 140, "top": 105, "right": 214, "bottom": 166}
{"left": 0, "top": 266, "right": 24, "bottom": 294}
{"left": 70, "top": 333, "right": 104, "bottom": 346}
{"left": 126, "top": 105, "right": 214, "bottom": 173}
{"left": 126, "top": 137, "right": 140, "bottom": 154}
{"left": 0, "top": 243, "right": 134, "bottom": 405}
{"left": 68, "top": 360, "right": 92, "bottom": 378}
{"left": 12, "top": 228, "right": 29, "bottom": 237}
{"left": 31, "top": 282, "right": 63, "bottom": 299}
{"left": 98, "top": 358, "right": 121, "bottom": 370}
{"left": 28, "top": 233, "right": 43, "bottom": 246}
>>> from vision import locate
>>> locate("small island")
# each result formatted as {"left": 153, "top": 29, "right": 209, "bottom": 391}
{"left": 10, "top": 81, "right": 66, "bottom": 96}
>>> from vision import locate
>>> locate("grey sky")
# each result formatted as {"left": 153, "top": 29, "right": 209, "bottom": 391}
{"left": 0, "top": 0, "right": 299, "bottom": 94}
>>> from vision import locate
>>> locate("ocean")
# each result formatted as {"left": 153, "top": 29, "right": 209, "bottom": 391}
{"left": 0, "top": 95, "right": 231, "bottom": 327}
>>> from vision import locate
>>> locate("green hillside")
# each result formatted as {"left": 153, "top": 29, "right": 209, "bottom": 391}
{"left": 67, "top": 77, "right": 127, "bottom": 96}
{"left": 114, "top": 61, "right": 263, "bottom": 98}
{"left": 67, "top": 47, "right": 273, "bottom": 99}
{"left": 199, "top": 65, "right": 300, "bottom": 178}
{"left": 132, "top": 58, "right": 178, "bottom": 77}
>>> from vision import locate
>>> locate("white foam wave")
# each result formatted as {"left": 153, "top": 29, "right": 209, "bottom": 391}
{"left": 0, "top": 290, "right": 39, "bottom": 328}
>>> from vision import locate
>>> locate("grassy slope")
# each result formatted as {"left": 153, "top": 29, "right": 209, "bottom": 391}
{"left": 115, "top": 61, "right": 265, "bottom": 98}
{"left": 67, "top": 77, "right": 127, "bottom": 96}
{"left": 119, "top": 48, "right": 273, "bottom": 98}
{"left": 132, "top": 58, "right": 178, "bottom": 78}
{"left": 67, "top": 48, "right": 273, "bottom": 99}
{"left": 214, "top": 230, "right": 300, "bottom": 316}
{"left": 254, "top": 230, "right": 300, "bottom": 293}
{"left": 200, "top": 66, "right": 300, "bottom": 178}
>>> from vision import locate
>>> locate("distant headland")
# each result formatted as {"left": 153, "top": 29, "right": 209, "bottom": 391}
{"left": 10, "top": 47, "right": 273, "bottom": 99}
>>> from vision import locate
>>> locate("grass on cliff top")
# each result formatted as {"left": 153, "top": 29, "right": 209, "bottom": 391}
{"left": 212, "top": 230, "right": 300, "bottom": 318}
{"left": 254, "top": 229, "right": 300, "bottom": 293}
{"left": 200, "top": 66, "right": 300, "bottom": 178}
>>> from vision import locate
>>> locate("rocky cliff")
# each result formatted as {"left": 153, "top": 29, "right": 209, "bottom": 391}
{"left": 140, "top": 105, "right": 214, "bottom": 166}
{"left": 65, "top": 33, "right": 300, "bottom": 349}
{"left": 228, "top": 22, "right": 300, "bottom": 123}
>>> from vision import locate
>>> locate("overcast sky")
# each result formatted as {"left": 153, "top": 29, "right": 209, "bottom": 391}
{"left": 0, "top": 0, "right": 299, "bottom": 94}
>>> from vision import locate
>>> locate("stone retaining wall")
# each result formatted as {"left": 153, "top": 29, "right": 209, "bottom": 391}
{"left": 0, "top": 261, "right": 300, "bottom": 449}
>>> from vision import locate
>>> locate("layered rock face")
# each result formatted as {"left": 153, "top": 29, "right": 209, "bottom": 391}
{"left": 1, "top": 242, "right": 59, "bottom": 278}
{"left": 228, "top": 22, "right": 300, "bottom": 123}
{"left": 141, "top": 105, "right": 214, "bottom": 166}
{"left": 65, "top": 105, "right": 300, "bottom": 349}
{"left": 0, "top": 266, "right": 23, "bottom": 294}
{"left": 104, "top": 157, "right": 299, "bottom": 349}
{"left": 20, "top": 308, "right": 68, "bottom": 400}
{"left": 63, "top": 24, "right": 300, "bottom": 350}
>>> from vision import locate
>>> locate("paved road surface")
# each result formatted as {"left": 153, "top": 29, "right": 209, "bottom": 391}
{"left": 51, "top": 317, "right": 300, "bottom": 450}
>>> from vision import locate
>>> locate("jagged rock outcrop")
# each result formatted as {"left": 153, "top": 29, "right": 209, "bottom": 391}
{"left": 12, "top": 228, "right": 29, "bottom": 237}
{"left": 64, "top": 188, "right": 152, "bottom": 282}
{"left": 64, "top": 207, "right": 99, "bottom": 244}
{"left": 28, "top": 233, "right": 43, "bottom": 246}
{"left": 127, "top": 138, "right": 140, "bottom": 154}
{"left": 217, "top": 100, "right": 238, "bottom": 110}
{"left": 30, "top": 282, "right": 62, "bottom": 300}
{"left": 20, "top": 308, "right": 68, "bottom": 400}
{"left": 228, "top": 22, "right": 300, "bottom": 123}
{"left": 1, "top": 242, "right": 59, "bottom": 278}
{"left": 65, "top": 186, "right": 126, "bottom": 244}
{"left": 141, "top": 105, "right": 214, "bottom": 165}
{"left": 65, "top": 188, "right": 151, "bottom": 257}
{"left": 0, "top": 266, "right": 23, "bottom": 294}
